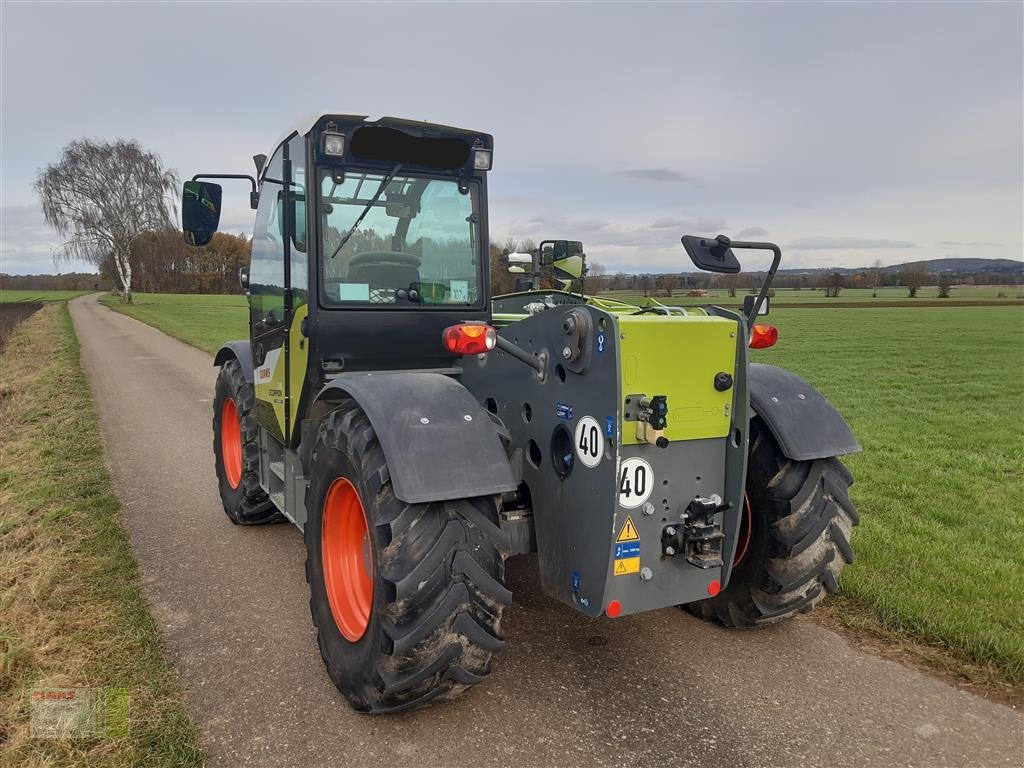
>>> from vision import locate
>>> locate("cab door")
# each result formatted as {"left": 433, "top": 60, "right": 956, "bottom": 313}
{"left": 249, "top": 137, "right": 307, "bottom": 444}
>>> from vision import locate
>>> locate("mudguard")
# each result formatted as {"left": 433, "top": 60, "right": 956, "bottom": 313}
{"left": 749, "top": 363, "right": 860, "bottom": 461}
{"left": 213, "top": 341, "right": 253, "bottom": 382}
{"left": 313, "top": 372, "right": 517, "bottom": 504}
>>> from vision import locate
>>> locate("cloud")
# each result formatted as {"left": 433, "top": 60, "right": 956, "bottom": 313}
{"left": 650, "top": 216, "right": 726, "bottom": 232}
{"left": 737, "top": 226, "right": 768, "bottom": 238}
{"left": 1, "top": 204, "right": 58, "bottom": 259}
{"left": 616, "top": 168, "right": 700, "bottom": 184}
{"left": 491, "top": 195, "right": 554, "bottom": 208}
{"left": 786, "top": 237, "right": 917, "bottom": 250}
{"left": 1, "top": 203, "right": 95, "bottom": 273}
{"left": 938, "top": 240, "right": 1002, "bottom": 247}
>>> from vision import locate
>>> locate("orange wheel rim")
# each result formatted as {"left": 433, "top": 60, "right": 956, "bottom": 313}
{"left": 221, "top": 397, "right": 243, "bottom": 489}
{"left": 733, "top": 491, "right": 753, "bottom": 566}
{"left": 322, "top": 478, "right": 374, "bottom": 642}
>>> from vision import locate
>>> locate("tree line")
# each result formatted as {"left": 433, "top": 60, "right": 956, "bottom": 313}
{"left": 31, "top": 137, "right": 1021, "bottom": 300}
{"left": 12, "top": 231, "right": 1020, "bottom": 299}
{"left": 588, "top": 264, "right": 1022, "bottom": 299}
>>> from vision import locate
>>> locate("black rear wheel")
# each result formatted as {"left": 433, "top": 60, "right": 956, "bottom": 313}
{"left": 686, "top": 418, "right": 858, "bottom": 627}
{"left": 305, "top": 401, "right": 511, "bottom": 712}
{"left": 212, "top": 359, "right": 282, "bottom": 525}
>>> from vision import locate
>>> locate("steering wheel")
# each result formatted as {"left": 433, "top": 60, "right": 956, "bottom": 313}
{"left": 348, "top": 251, "right": 421, "bottom": 268}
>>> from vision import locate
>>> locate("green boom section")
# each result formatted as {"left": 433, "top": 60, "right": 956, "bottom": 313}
{"left": 617, "top": 314, "right": 738, "bottom": 444}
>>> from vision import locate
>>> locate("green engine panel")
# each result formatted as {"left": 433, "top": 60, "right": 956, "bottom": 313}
{"left": 617, "top": 315, "right": 738, "bottom": 444}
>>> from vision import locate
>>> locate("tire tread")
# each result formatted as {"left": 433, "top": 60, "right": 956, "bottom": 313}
{"left": 685, "top": 418, "right": 858, "bottom": 628}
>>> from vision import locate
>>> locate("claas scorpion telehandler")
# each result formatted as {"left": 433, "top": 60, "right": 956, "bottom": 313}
{"left": 181, "top": 114, "right": 860, "bottom": 713}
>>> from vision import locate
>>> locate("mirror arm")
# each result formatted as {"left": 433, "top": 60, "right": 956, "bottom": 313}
{"left": 192, "top": 173, "right": 260, "bottom": 209}
{"left": 726, "top": 240, "right": 782, "bottom": 326}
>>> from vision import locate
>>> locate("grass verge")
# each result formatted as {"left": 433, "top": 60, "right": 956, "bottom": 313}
{"left": 100, "top": 293, "right": 1024, "bottom": 690}
{"left": 0, "top": 304, "right": 202, "bottom": 767}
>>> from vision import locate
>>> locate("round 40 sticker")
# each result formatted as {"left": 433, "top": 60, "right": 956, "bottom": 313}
{"left": 618, "top": 457, "right": 654, "bottom": 508}
{"left": 574, "top": 416, "right": 604, "bottom": 468}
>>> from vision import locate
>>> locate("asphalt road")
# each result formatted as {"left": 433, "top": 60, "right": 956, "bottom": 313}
{"left": 69, "top": 294, "right": 1023, "bottom": 768}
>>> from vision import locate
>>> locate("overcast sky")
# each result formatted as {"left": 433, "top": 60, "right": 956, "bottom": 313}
{"left": 2, "top": 1, "right": 1021, "bottom": 275}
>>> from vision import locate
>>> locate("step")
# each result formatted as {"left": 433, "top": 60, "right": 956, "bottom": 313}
{"left": 269, "top": 490, "right": 285, "bottom": 512}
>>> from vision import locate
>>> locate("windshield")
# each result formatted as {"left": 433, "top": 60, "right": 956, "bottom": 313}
{"left": 319, "top": 169, "right": 481, "bottom": 307}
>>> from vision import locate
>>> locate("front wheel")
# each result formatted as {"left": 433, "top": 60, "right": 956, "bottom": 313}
{"left": 212, "top": 359, "right": 282, "bottom": 525}
{"left": 305, "top": 401, "right": 511, "bottom": 712}
{"left": 686, "top": 417, "right": 859, "bottom": 627}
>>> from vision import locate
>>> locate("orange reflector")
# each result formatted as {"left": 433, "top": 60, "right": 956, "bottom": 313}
{"left": 442, "top": 323, "right": 497, "bottom": 355}
{"left": 749, "top": 324, "right": 778, "bottom": 349}
{"left": 606, "top": 600, "right": 622, "bottom": 618}
{"left": 707, "top": 579, "right": 721, "bottom": 597}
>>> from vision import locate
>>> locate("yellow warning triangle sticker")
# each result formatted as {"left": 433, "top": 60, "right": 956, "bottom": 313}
{"left": 616, "top": 516, "right": 639, "bottom": 542}
{"left": 614, "top": 560, "right": 631, "bottom": 575}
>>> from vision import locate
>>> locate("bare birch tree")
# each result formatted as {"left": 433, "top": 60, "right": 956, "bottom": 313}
{"left": 36, "top": 139, "right": 178, "bottom": 302}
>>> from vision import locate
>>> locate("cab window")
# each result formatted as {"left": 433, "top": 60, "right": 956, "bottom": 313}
{"left": 250, "top": 150, "right": 284, "bottom": 335}
{"left": 319, "top": 170, "right": 481, "bottom": 307}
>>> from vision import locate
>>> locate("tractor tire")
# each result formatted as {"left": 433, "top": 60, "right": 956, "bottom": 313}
{"left": 305, "top": 401, "right": 511, "bottom": 713}
{"left": 212, "top": 359, "right": 282, "bottom": 525}
{"left": 686, "top": 417, "right": 858, "bottom": 627}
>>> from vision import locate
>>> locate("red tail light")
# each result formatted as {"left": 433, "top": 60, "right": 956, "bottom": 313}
{"left": 442, "top": 323, "right": 497, "bottom": 355}
{"left": 749, "top": 324, "right": 778, "bottom": 349}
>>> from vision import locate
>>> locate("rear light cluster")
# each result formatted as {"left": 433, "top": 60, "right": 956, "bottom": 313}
{"left": 749, "top": 323, "right": 778, "bottom": 349}
{"left": 442, "top": 323, "right": 497, "bottom": 355}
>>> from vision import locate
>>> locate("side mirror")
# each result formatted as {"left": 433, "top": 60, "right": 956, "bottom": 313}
{"left": 681, "top": 234, "right": 741, "bottom": 274}
{"left": 182, "top": 180, "right": 222, "bottom": 246}
{"left": 506, "top": 252, "right": 533, "bottom": 274}
{"left": 743, "top": 293, "right": 769, "bottom": 316}
{"left": 239, "top": 266, "right": 250, "bottom": 290}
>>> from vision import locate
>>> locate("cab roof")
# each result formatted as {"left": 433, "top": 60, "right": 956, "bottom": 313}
{"left": 264, "top": 113, "right": 492, "bottom": 179}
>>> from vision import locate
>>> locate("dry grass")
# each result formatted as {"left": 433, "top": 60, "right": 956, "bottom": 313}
{"left": 0, "top": 304, "right": 200, "bottom": 767}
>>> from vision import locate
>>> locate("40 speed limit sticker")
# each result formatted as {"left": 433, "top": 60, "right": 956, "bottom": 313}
{"left": 574, "top": 416, "right": 604, "bottom": 468}
{"left": 618, "top": 457, "right": 654, "bottom": 508}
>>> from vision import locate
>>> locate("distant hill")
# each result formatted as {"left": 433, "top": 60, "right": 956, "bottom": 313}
{"left": 775, "top": 257, "right": 1022, "bottom": 277}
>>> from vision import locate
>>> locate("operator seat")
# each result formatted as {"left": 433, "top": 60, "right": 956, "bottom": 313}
{"left": 346, "top": 251, "right": 422, "bottom": 297}
{"left": 347, "top": 261, "right": 421, "bottom": 290}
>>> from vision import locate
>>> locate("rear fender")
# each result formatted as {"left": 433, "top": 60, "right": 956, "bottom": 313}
{"left": 312, "top": 372, "right": 517, "bottom": 504}
{"left": 749, "top": 363, "right": 860, "bottom": 460}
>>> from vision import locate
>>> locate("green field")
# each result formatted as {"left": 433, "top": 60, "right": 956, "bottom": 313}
{"left": 598, "top": 284, "right": 1023, "bottom": 306}
{"left": 102, "top": 293, "right": 1024, "bottom": 681}
{"left": 100, "top": 292, "right": 248, "bottom": 354}
{"left": 0, "top": 288, "right": 92, "bottom": 303}
{"left": 759, "top": 306, "right": 1024, "bottom": 681}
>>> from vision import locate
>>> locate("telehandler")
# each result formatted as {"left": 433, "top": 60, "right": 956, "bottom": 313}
{"left": 182, "top": 114, "right": 860, "bottom": 713}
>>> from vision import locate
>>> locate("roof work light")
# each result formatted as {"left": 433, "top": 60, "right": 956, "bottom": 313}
{"left": 323, "top": 132, "right": 345, "bottom": 157}
{"left": 473, "top": 148, "right": 492, "bottom": 171}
